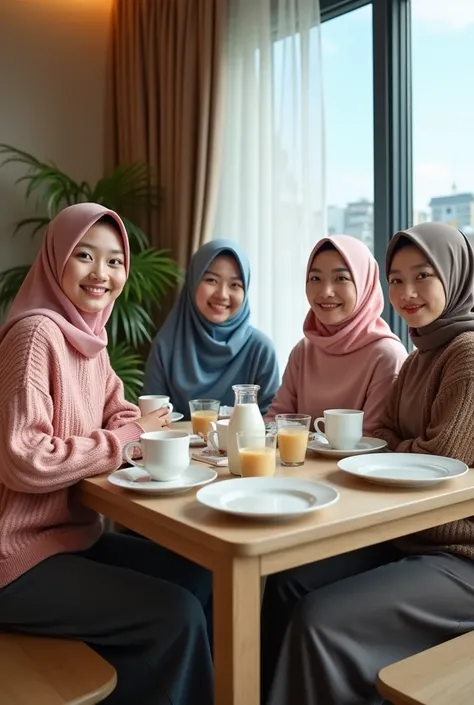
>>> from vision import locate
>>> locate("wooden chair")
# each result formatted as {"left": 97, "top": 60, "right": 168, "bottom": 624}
{"left": 377, "top": 631, "right": 474, "bottom": 705}
{"left": 0, "top": 633, "right": 117, "bottom": 705}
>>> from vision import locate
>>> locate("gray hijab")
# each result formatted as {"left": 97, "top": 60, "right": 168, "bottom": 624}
{"left": 386, "top": 222, "right": 474, "bottom": 352}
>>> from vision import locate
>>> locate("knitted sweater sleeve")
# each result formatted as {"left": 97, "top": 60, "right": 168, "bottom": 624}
{"left": 0, "top": 384, "right": 141, "bottom": 494}
{"left": 0, "top": 320, "right": 142, "bottom": 494}
{"left": 394, "top": 344, "right": 474, "bottom": 464}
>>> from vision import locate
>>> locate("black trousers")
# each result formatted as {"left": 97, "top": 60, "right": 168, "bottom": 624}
{"left": 0, "top": 532, "right": 214, "bottom": 705}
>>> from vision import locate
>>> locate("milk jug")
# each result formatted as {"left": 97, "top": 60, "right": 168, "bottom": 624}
{"left": 227, "top": 384, "right": 265, "bottom": 476}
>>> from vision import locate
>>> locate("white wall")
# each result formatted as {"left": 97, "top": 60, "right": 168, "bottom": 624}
{"left": 0, "top": 0, "right": 113, "bottom": 269}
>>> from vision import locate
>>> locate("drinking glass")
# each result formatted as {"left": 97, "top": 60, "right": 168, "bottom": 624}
{"left": 276, "top": 413, "right": 311, "bottom": 466}
{"left": 189, "top": 399, "right": 220, "bottom": 439}
{"left": 236, "top": 432, "right": 277, "bottom": 477}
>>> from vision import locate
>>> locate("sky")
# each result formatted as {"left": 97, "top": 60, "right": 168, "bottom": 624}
{"left": 321, "top": 0, "right": 474, "bottom": 212}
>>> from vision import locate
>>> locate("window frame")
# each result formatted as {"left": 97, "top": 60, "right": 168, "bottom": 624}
{"left": 321, "top": 0, "right": 412, "bottom": 348}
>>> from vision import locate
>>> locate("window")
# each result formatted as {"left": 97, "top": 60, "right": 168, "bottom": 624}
{"left": 412, "top": 0, "right": 474, "bottom": 249}
{"left": 322, "top": 4, "right": 374, "bottom": 251}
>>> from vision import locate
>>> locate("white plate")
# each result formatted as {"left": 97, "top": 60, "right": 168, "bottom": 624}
{"left": 338, "top": 453, "right": 469, "bottom": 488}
{"left": 169, "top": 412, "right": 184, "bottom": 423}
{"left": 108, "top": 465, "right": 217, "bottom": 494}
{"left": 196, "top": 477, "right": 339, "bottom": 519}
{"left": 308, "top": 436, "right": 387, "bottom": 458}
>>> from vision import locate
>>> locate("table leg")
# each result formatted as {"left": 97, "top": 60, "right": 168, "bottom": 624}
{"left": 213, "top": 555, "right": 261, "bottom": 705}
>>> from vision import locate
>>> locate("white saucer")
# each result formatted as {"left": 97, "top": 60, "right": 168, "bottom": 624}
{"left": 170, "top": 412, "right": 184, "bottom": 422}
{"left": 108, "top": 465, "right": 217, "bottom": 494}
{"left": 308, "top": 436, "right": 387, "bottom": 458}
{"left": 338, "top": 453, "right": 469, "bottom": 488}
{"left": 196, "top": 477, "right": 339, "bottom": 519}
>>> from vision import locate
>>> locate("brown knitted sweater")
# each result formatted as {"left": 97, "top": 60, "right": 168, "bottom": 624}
{"left": 374, "top": 331, "right": 474, "bottom": 559}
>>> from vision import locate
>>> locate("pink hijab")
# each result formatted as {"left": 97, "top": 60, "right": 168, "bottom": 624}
{"left": 303, "top": 234, "right": 400, "bottom": 354}
{"left": 0, "top": 203, "right": 130, "bottom": 358}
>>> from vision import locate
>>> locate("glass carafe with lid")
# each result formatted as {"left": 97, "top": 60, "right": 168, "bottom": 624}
{"left": 227, "top": 384, "right": 265, "bottom": 476}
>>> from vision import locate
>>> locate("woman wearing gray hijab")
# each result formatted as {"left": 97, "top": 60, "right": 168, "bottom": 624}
{"left": 262, "top": 222, "right": 474, "bottom": 705}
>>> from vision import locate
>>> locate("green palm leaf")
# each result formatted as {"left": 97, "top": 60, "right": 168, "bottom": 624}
{"left": 12, "top": 217, "right": 49, "bottom": 238}
{"left": 108, "top": 299, "right": 155, "bottom": 348}
{"left": 120, "top": 216, "right": 148, "bottom": 252}
{"left": 124, "top": 249, "right": 182, "bottom": 304}
{"left": 107, "top": 341, "right": 144, "bottom": 402}
{"left": 92, "top": 163, "right": 161, "bottom": 211}
{"left": 0, "top": 265, "right": 29, "bottom": 314}
{"left": 0, "top": 145, "right": 85, "bottom": 215}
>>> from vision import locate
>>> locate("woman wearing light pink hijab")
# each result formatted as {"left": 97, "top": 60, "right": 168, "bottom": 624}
{"left": 262, "top": 236, "right": 407, "bottom": 705}
{"left": 266, "top": 235, "right": 407, "bottom": 434}
{"left": 0, "top": 203, "right": 213, "bottom": 705}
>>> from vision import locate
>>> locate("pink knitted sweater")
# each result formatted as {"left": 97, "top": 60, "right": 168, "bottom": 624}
{"left": 0, "top": 315, "right": 143, "bottom": 587}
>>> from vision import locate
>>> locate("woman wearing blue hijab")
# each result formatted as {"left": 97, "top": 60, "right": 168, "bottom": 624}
{"left": 144, "top": 239, "right": 279, "bottom": 418}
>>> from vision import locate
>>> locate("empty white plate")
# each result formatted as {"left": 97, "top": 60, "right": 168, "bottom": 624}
{"left": 108, "top": 465, "right": 217, "bottom": 494}
{"left": 338, "top": 453, "right": 469, "bottom": 488}
{"left": 196, "top": 477, "right": 339, "bottom": 519}
{"left": 169, "top": 412, "right": 184, "bottom": 423}
{"left": 308, "top": 436, "right": 387, "bottom": 458}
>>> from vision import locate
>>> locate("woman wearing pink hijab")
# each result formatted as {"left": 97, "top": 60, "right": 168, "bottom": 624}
{"left": 262, "top": 235, "right": 407, "bottom": 704}
{"left": 0, "top": 204, "right": 213, "bottom": 705}
{"left": 266, "top": 235, "right": 407, "bottom": 434}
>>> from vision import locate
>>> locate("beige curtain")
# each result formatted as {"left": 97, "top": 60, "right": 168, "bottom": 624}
{"left": 106, "top": 0, "right": 227, "bottom": 276}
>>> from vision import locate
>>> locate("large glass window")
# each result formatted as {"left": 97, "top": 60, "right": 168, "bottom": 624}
{"left": 322, "top": 4, "right": 374, "bottom": 250}
{"left": 412, "top": 0, "right": 474, "bottom": 246}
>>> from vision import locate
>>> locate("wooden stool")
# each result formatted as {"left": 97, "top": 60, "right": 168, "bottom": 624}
{"left": 0, "top": 633, "right": 117, "bottom": 704}
{"left": 377, "top": 631, "right": 474, "bottom": 705}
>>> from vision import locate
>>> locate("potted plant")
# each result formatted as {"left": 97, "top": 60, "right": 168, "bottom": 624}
{"left": 0, "top": 144, "right": 181, "bottom": 400}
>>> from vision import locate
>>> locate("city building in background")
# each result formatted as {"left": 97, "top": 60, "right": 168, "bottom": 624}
{"left": 344, "top": 199, "right": 373, "bottom": 250}
{"left": 327, "top": 205, "right": 345, "bottom": 236}
{"left": 429, "top": 190, "right": 474, "bottom": 231}
{"left": 326, "top": 190, "right": 474, "bottom": 249}
{"left": 413, "top": 209, "right": 429, "bottom": 225}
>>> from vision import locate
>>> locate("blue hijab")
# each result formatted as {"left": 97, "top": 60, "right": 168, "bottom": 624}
{"left": 143, "top": 239, "right": 279, "bottom": 418}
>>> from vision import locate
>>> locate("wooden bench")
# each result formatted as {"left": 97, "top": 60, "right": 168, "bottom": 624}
{"left": 377, "top": 631, "right": 474, "bottom": 705}
{"left": 0, "top": 633, "right": 117, "bottom": 705}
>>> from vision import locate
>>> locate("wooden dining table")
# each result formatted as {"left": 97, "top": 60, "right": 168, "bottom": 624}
{"left": 78, "top": 424, "right": 474, "bottom": 705}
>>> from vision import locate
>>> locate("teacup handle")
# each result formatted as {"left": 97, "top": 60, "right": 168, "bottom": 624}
{"left": 207, "top": 429, "right": 219, "bottom": 451}
{"left": 123, "top": 440, "right": 145, "bottom": 468}
{"left": 314, "top": 418, "right": 328, "bottom": 442}
{"left": 163, "top": 402, "right": 173, "bottom": 414}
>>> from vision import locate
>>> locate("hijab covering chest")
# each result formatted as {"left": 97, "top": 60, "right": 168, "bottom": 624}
{"left": 386, "top": 222, "right": 474, "bottom": 353}
{"left": 303, "top": 234, "right": 401, "bottom": 352}
{"left": 0, "top": 203, "right": 130, "bottom": 358}
{"left": 387, "top": 222, "right": 474, "bottom": 437}
{"left": 145, "top": 239, "right": 275, "bottom": 414}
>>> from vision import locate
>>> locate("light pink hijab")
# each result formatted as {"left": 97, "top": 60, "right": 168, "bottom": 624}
{"left": 303, "top": 234, "right": 400, "bottom": 354}
{"left": 0, "top": 203, "right": 130, "bottom": 358}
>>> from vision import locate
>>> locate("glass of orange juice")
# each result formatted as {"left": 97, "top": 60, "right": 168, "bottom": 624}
{"left": 276, "top": 414, "right": 311, "bottom": 466}
{"left": 189, "top": 399, "right": 220, "bottom": 440}
{"left": 237, "top": 432, "right": 277, "bottom": 477}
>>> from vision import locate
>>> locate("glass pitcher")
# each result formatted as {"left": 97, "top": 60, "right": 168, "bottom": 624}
{"left": 227, "top": 384, "right": 265, "bottom": 476}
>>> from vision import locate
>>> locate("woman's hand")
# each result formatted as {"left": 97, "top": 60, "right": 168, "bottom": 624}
{"left": 138, "top": 408, "right": 172, "bottom": 433}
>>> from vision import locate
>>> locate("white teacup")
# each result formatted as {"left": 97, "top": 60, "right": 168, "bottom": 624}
{"left": 208, "top": 419, "right": 229, "bottom": 453}
{"left": 314, "top": 409, "right": 364, "bottom": 450}
{"left": 123, "top": 430, "right": 189, "bottom": 481}
{"left": 138, "top": 395, "right": 173, "bottom": 416}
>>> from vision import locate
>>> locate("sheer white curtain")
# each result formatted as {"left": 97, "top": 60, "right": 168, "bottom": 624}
{"left": 214, "top": 0, "right": 325, "bottom": 372}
